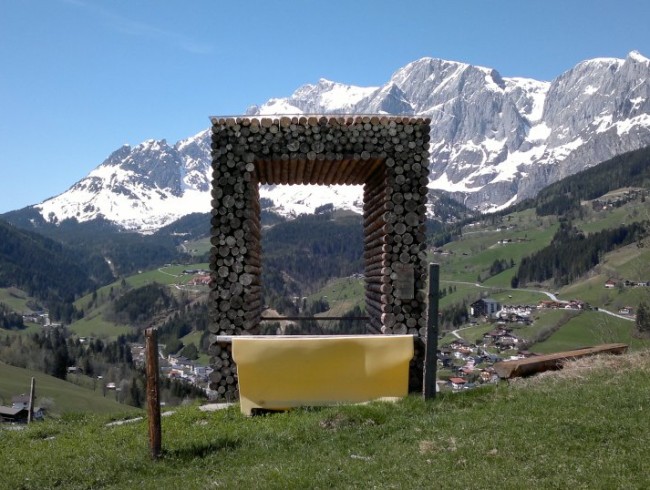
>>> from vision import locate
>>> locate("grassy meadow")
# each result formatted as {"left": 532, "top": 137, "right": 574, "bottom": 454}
{"left": 0, "top": 287, "right": 39, "bottom": 313}
{"left": 2, "top": 350, "right": 649, "bottom": 489}
{"left": 181, "top": 236, "right": 212, "bottom": 257}
{"left": 307, "top": 276, "right": 366, "bottom": 317}
{"left": 0, "top": 362, "right": 140, "bottom": 417}
{"left": 434, "top": 209, "right": 559, "bottom": 286}
{"left": 68, "top": 262, "right": 210, "bottom": 340}
{"left": 532, "top": 311, "right": 647, "bottom": 353}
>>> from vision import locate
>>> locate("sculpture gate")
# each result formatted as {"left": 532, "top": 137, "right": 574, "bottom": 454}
{"left": 208, "top": 115, "right": 431, "bottom": 400}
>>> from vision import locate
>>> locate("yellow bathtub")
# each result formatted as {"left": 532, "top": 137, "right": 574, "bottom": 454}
{"left": 231, "top": 335, "right": 414, "bottom": 415}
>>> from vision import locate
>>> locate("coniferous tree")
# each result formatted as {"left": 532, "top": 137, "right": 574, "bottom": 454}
{"left": 511, "top": 275, "right": 519, "bottom": 289}
{"left": 636, "top": 301, "right": 650, "bottom": 334}
{"left": 179, "top": 343, "right": 199, "bottom": 360}
{"left": 128, "top": 376, "right": 143, "bottom": 408}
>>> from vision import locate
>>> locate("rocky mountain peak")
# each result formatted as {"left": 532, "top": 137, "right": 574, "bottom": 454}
{"left": 16, "top": 52, "right": 650, "bottom": 232}
{"left": 250, "top": 77, "right": 378, "bottom": 116}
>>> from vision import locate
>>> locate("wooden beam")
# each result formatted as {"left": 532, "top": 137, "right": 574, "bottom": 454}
{"left": 493, "top": 343, "right": 629, "bottom": 379}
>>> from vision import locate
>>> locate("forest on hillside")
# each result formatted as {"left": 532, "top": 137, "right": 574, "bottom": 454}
{"left": 515, "top": 220, "right": 648, "bottom": 287}
{"left": 262, "top": 211, "right": 364, "bottom": 307}
{"left": 534, "top": 145, "right": 650, "bottom": 216}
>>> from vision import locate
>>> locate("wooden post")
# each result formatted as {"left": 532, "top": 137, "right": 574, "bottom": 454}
{"left": 145, "top": 328, "right": 162, "bottom": 460}
{"left": 27, "top": 377, "right": 35, "bottom": 424}
{"left": 423, "top": 263, "right": 439, "bottom": 400}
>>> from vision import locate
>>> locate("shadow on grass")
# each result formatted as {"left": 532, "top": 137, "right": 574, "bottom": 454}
{"left": 163, "top": 438, "right": 240, "bottom": 461}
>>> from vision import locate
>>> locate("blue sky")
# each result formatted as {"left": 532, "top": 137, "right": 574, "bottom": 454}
{"left": 1, "top": 0, "right": 649, "bottom": 213}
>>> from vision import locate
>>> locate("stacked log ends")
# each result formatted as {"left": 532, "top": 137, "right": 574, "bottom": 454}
{"left": 209, "top": 115, "right": 431, "bottom": 401}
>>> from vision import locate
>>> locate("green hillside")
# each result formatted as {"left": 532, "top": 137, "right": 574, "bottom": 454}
{"left": 532, "top": 145, "right": 650, "bottom": 216}
{"left": 433, "top": 209, "right": 559, "bottom": 286}
{"left": 1, "top": 350, "right": 648, "bottom": 488}
{"left": 532, "top": 311, "right": 645, "bottom": 353}
{"left": 0, "top": 218, "right": 113, "bottom": 308}
{"left": 68, "top": 262, "right": 209, "bottom": 340}
{"left": 3, "top": 148, "right": 650, "bottom": 377}
{"left": 0, "top": 287, "right": 39, "bottom": 313}
{"left": 0, "top": 362, "right": 140, "bottom": 416}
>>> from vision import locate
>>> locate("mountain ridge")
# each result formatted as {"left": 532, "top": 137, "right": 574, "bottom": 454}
{"left": 4, "top": 51, "right": 650, "bottom": 232}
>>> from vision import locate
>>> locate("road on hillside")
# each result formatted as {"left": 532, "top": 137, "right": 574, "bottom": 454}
{"left": 158, "top": 267, "right": 179, "bottom": 277}
{"left": 445, "top": 280, "right": 559, "bottom": 300}
{"left": 445, "top": 280, "right": 634, "bottom": 340}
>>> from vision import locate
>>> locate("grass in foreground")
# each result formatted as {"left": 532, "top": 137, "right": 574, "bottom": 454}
{"left": 2, "top": 350, "right": 649, "bottom": 489}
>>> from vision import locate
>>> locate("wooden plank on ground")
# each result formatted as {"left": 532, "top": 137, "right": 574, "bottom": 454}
{"left": 494, "top": 343, "right": 629, "bottom": 379}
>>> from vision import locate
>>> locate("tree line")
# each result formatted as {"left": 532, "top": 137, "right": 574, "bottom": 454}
{"left": 155, "top": 300, "right": 210, "bottom": 358}
{"left": 0, "top": 328, "right": 205, "bottom": 408}
{"left": 261, "top": 212, "right": 364, "bottom": 308}
{"left": 0, "top": 303, "right": 24, "bottom": 330}
{"left": 106, "top": 282, "right": 179, "bottom": 327}
{"left": 514, "top": 220, "right": 648, "bottom": 287}
{"left": 534, "top": 145, "right": 650, "bottom": 217}
{"left": 0, "top": 219, "right": 113, "bottom": 319}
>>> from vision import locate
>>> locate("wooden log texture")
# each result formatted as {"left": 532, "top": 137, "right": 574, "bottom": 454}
{"left": 210, "top": 115, "right": 431, "bottom": 401}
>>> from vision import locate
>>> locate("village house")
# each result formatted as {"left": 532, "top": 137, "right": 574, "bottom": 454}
{"left": 437, "top": 353, "right": 453, "bottom": 368}
{"left": 448, "top": 377, "right": 468, "bottom": 390}
{"left": 168, "top": 354, "right": 194, "bottom": 369}
{"left": 538, "top": 300, "right": 565, "bottom": 309}
{"left": 497, "top": 306, "right": 534, "bottom": 324}
{"left": 481, "top": 325, "right": 523, "bottom": 351}
{"left": 499, "top": 304, "right": 534, "bottom": 316}
{"left": 483, "top": 326, "right": 512, "bottom": 343}
{"left": 11, "top": 394, "right": 30, "bottom": 410}
{"left": 168, "top": 367, "right": 187, "bottom": 379}
{"left": 592, "top": 190, "right": 641, "bottom": 211}
{"left": 22, "top": 313, "right": 41, "bottom": 323}
{"left": 439, "top": 342, "right": 471, "bottom": 362}
{"left": 193, "top": 365, "right": 213, "bottom": 380}
{"left": 494, "top": 333, "right": 520, "bottom": 351}
{"left": 470, "top": 298, "right": 501, "bottom": 318}
{"left": 163, "top": 354, "right": 212, "bottom": 385}
{"left": 188, "top": 274, "right": 211, "bottom": 286}
{"left": 563, "top": 300, "right": 586, "bottom": 310}
{"left": 6, "top": 394, "right": 45, "bottom": 421}
{"left": 618, "top": 306, "right": 634, "bottom": 315}
{"left": 480, "top": 352, "right": 503, "bottom": 364}
{"left": 624, "top": 280, "right": 650, "bottom": 287}
{"left": 0, "top": 406, "right": 29, "bottom": 423}
{"left": 479, "top": 368, "right": 499, "bottom": 384}
{"left": 449, "top": 338, "right": 472, "bottom": 350}
{"left": 598, "top": 278, "right": 650, "bottom": 290}
{"left": 457, "top": 365, "right": 474, "bottom": 377}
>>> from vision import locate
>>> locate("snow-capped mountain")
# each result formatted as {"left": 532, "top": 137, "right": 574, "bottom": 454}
{"left": 27, "top": 51, "right": 650, "bottom": 231}
{"left": 247, "top": 78, "right": 379, "bottom": 115}
{"left": 37, "top": 133, "right": 212, "bottom": 232}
